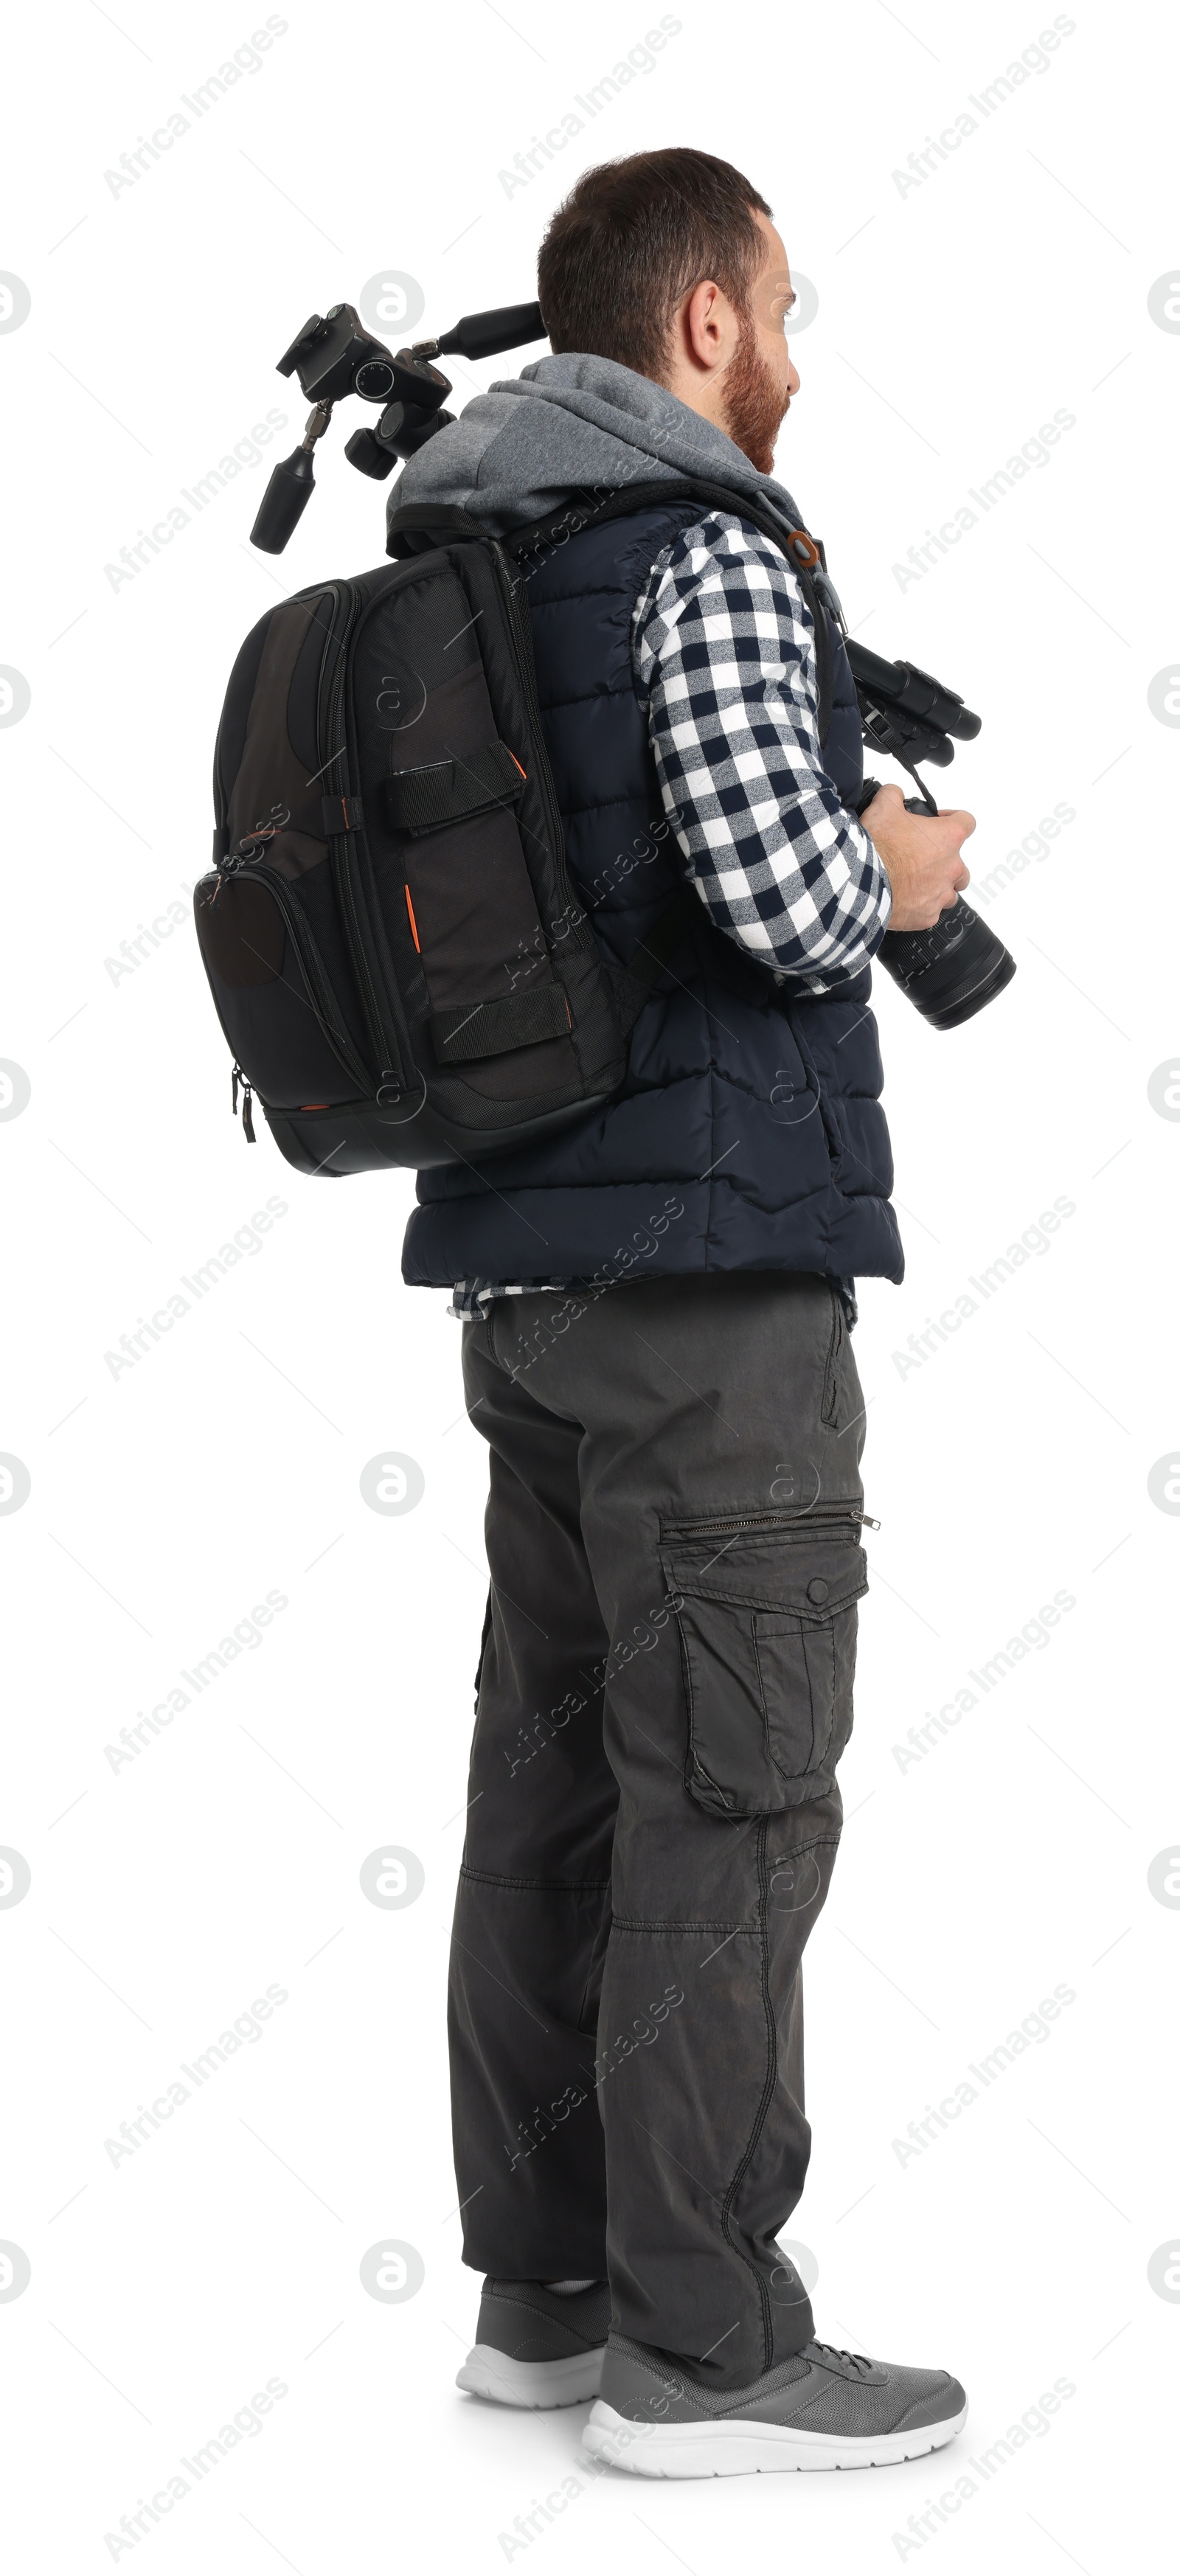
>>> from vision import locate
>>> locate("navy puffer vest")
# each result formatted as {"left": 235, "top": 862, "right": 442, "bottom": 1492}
{"left": 402, "top": 501, "right": 903, "bottom": 1289}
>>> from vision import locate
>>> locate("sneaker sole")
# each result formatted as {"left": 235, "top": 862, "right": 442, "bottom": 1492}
{"left": 583, "top": 2396, "right": 968, "bottom": 2477}
{"left": 457, "top": 2344, "right": 605, "bottom": 2410}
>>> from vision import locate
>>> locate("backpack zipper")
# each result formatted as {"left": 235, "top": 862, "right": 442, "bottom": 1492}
{"left": 315, "top": 582, "right": 406, "bottom": 1100}
{"left": 231, "top": 1063, "right": 255, "bottom": 1142}
{"left": 318, "top": 582, "right": 401, "bottom": 1087}
{"left": 663, "top": 1504, "right": 879, "bottom": 1541}
{"left": 486, "top": 539, "right": 594, "bottom": 953}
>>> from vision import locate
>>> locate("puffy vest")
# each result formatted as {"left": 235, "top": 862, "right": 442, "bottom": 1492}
{"left": 402, "top": 499, "right": 903, "bottom": 1289}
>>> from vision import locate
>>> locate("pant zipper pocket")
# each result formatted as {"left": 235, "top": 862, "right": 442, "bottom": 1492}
{"left": 662, "top": 1505, "right": 879, "bottom": 1541}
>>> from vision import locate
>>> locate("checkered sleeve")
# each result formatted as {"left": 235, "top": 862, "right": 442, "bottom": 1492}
{"left": 631, "top": 511, "right": 892, "bottom": 987}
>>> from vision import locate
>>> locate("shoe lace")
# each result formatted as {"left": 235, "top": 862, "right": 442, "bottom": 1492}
{"left": 810, "top": 2339, "right": 875, "bottom": 2376}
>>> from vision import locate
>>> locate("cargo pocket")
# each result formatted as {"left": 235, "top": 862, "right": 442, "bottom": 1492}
{"left": 659, "top": 1513, "right": 868, "bottom": 1817}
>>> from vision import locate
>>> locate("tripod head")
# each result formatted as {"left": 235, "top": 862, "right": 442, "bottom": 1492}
{"left": 250, "top": 298, "right": 546, "bottom": 553}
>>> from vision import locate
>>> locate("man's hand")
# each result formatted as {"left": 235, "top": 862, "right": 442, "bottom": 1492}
{"left": 859, "top": 783, "right": 975, "bottom": 932}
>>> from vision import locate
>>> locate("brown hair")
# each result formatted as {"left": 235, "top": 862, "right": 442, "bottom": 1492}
{"left": 537, "top": 149, "right": 771, "bottom": 381}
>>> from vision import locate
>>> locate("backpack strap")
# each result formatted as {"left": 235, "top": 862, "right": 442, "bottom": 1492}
{"left": 504, "top": 476, "right": 836, "bottom": 740}
{"left": 385, "top": 500, "right": 485, "bottom": 555}
{"left": 387, "top": 476, "right": 836, "bottom": 731}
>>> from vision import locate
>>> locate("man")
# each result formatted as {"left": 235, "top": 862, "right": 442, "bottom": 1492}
{"left": 393, "top": 150, "right": 974, "bottom": 2476}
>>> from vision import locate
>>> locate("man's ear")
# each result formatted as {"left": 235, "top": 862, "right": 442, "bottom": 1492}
{"left": 684, "top": 277, "right": 727, "bottom": 373}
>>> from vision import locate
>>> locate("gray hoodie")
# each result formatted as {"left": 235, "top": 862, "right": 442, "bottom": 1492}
{"left": 389, "top": 350, "right": 806, "bottom": 546}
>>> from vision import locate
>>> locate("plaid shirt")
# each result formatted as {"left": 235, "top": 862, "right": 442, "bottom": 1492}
{"left": 450, "top": 509, "right": 887, "bottom": 1319}
{"left": 632, "top": 509, "right": 889, "bottom": 984}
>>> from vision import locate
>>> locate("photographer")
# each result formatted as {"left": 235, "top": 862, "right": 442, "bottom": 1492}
{"left": 398, "top": 149, "right": 973, "bottom": 2475}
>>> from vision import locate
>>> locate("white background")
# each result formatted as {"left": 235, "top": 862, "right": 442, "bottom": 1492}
{"left": 2, "top": 1, "right": 1177, "bottom": 2567}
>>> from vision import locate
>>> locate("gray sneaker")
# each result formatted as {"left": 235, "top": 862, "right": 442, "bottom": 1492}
{"left": 457, "top": 2278, "right": 611, "bottom": 2409}
{"left": 584, "top": 2333, "right": 968, "bottom": 2477}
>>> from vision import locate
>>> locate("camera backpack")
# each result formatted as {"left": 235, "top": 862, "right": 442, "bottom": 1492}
{"left": 198, "top": 279, "right": 1009, "bottom": 1150}
{"left": 194, "top": 496, "right": 729, "bottom": 1177}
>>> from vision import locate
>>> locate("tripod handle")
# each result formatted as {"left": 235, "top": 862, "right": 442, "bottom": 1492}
{"left": 250, "top": 400, "right": 333, "bottom": 552}
{"left": 434, "top": 301, "right": 546, "bottom": 361}
{"left": 250, "top": 448, "right": 316, "bottom": 553}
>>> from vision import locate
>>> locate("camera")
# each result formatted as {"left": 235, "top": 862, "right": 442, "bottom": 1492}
{"left": 846, "top": 642, "right": 1015, "bottom": 1030}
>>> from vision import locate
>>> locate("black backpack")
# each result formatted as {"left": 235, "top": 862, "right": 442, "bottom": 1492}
{"left": 195, "top": 480, "right": 833, "bottom": 1176}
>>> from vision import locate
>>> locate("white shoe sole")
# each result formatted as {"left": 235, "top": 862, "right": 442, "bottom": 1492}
{"left": 583, "top": 2396, "right": 968, "bottom": 2477}
{"left": 456, "top": 2343, "right": 605, "bottom": 2410}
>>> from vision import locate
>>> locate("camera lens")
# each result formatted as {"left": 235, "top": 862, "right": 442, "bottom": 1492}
{"left": 877, "top": 902, "right": 1016, "bottom": 1030}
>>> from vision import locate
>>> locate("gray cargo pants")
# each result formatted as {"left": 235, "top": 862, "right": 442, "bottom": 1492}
{"left": 451, "top": 1270, "right": 869, "bottom": 2389}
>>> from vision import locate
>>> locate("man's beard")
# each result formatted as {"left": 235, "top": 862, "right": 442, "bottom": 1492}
{"left": 721, "top": 312, "right": 790, "bottom": 476}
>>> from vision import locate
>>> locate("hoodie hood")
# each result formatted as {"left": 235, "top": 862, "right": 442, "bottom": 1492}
{"left": 387, "top": 350, "right": 805, "bottom": 546}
